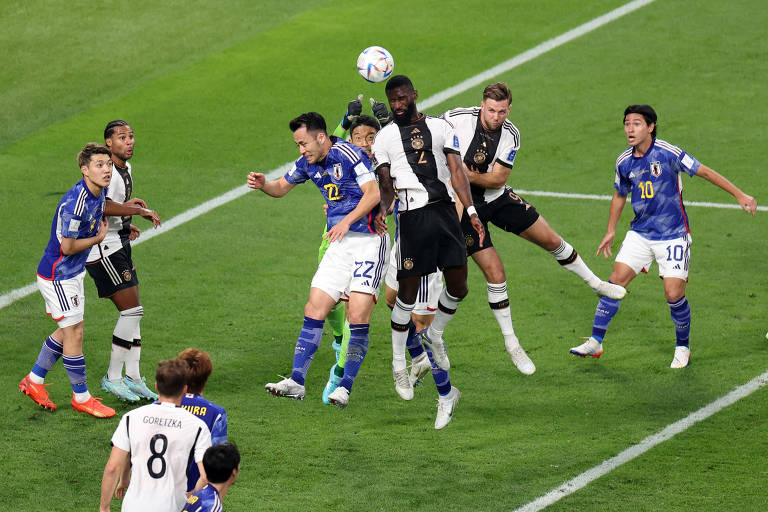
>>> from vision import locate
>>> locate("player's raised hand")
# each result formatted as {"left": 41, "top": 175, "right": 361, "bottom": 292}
{"left": 370, "top": 98, "right": 391, "bottom": 125}
{"left": 596, "top": 232, "right": 616, "bottom": 258}
{"left": 247, "top": 172, "right": 266, "bottom": 190}
{"left": 342, "top": 94, "right": 364, "bottom": 129}
{"left": 129, "top": 225, "right": 141, "bottom": 241}
{"left": 739, "top": 193, "right": 757, "bottom": 216}
{"left": 469, "top": 213, "right": 485, "bottom": 248}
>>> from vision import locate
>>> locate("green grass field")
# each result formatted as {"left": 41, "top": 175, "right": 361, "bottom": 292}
{"left": 1, "top": 1, "right": 767, "bottom": 510}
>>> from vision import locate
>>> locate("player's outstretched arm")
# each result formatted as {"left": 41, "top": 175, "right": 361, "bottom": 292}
{"left": 596, "top": 190, "right": 628, "bottom": 258}
{"left": 246, "top": 173, "right": 294, "bottom": 197}
{"left": 447, "top": 152, "right": 485, "bottom": 247}
{"left": 99, "top": 446, "right": 130, "bottom": 512}
{"left": 696, "top": 165, "right": 757, "bottom": 216}
{"left": 105, "top": 198, "right": 162, "bottom": 227}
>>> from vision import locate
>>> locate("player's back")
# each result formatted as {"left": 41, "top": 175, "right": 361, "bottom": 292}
{"left": 181, "top": 484, "right": 223, "bottom": 512}
{"left": 181, "top": 393, "right": 228, "bottom": 491}
{"left": 115, "top": 402, "right": 212, "bottom": 512}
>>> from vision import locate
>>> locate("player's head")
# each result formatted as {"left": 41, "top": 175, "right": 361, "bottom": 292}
{"left": 385, "top": 75, "right": 418, "bottom": 126}
{"left": 349, "top": 115, "right": 380, "bottom": 157}
{"left": 623, "top": 105, "right": 657, "bottom": 146}
{"left": 104, "top": 120, "right": 134, "bottom": 165}
{"left": 78, "top": 143, "right": 113, "bottom": 188}
{"left": 177, "top": 348, "right": 213, "bottom": 395}
{"left": 289, "top": 112, "right": 331, "bottom": 164}
{"left": 202, "top": 443, "right": 241, "bottom": 485}
{"left": 155, "top": 358, "right": 189, "bottom": 399}
{"left": 480, "top": 82, "right": 511, "bottom": 132}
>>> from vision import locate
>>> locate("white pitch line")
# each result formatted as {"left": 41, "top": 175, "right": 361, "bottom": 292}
{"left": 514, "top": 369, "right": 768, "bottom": 512}
{"left": 516, "top": 190, "right": 768, "bottom": 211}
{"left": 0, "top": 0, "right": 663, "bottom": 310}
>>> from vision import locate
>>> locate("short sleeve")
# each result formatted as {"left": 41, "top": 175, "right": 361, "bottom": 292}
{"left": 110, "top": 414, "right": 130, "bottom": 452}
{"left": 284, "top": 159, "right": 308, "bottom": 185}
{"left": 194, "top": 425, "right": 213, "bottom": 463}
{"left": 371, "top": 131, "right": 391, "bottom": 171}
{"left": 677, "top": 151, "right": 701, "bottom": 177}
{"left": 59, "top": 207, "right": 83, "bottom": 238}
{"left": 442, "top": 120, "right": 461, "bottom": 155}
{"left": 210, "top": 410, "right": 228, "bottom": 446}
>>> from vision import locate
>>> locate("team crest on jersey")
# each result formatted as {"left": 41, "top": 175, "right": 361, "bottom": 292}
{"left": 403, "top": 258, "right": 414, "bottom": 270}
{"left": 332, "top": 163, "right": 343, "bottom": 180}
{"left": 473, "top": 149, "right": 487, "bottom": 164}
{"left": 411, "top": 135, "right": 424, "bottom": 150}
{"left": 122, "top": 270, "right": 132, "bottom": 282}
{"left": 465, "top": 234, "right": 475, "bottom": 247}
{"left": 650, "top": 161, "right": 662, "bottom": 177}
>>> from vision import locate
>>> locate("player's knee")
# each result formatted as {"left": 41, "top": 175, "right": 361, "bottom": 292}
{"left": 445, "top": 283, "right": 468, "bottom": 300}
{"left": 120, "top": 305, "right": 144, "bottom": 318}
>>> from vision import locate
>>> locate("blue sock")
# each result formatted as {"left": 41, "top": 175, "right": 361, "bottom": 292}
{"left": 425, "top": 346, "right": 451, "bottom": 396}
{"left": 62, "top": 354, "right": 88, "bottom": 394}
{"left": 668, "top": 296, "right": 691, "bottom": 347}
{"left": 31, "top": 335, "right": 63, "bottom": 380}
{"left": 339, "top": 324, "right": 369, "bottom": 392}
{"left": 406, "top": 323, "right": 425, "bottom": 359}
{"left": 290, "top": 317, "right": 324, "bottom": 386}
{"left": 591, "top": 297, "right": 621, "bottom": 343}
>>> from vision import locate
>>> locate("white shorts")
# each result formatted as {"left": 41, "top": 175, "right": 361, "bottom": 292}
{"left": 36, "top": 272, "right": 86, "bottom": 328}
{"left": 311, "top": 232, "right": 389, "bottom": 302}
{"left": 385, "top": 244, "right": 444, "bottom": 316}
{"left": 615, "top": 230, "right": 692, "bottom": 280}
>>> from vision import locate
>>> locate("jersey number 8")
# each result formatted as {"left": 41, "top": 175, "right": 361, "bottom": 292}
{"left": 147, "top": 433, "right": 168, "bottom": 479}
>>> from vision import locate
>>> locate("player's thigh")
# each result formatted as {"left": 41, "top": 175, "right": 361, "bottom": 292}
{"left": 487, "top": 190, "right": 540, "bottom": 235}
{"left": 384, "top": 242, "right": 398, "bottom": 294}
{"left": 651, "top": 234, "right": 691, "bottom": 281}
{"left": 412, "top": 270, "right": 443, "bottom": 316}
{"left": 461, "top": 207, "right": 492, "bottom": 256}
{"left": 615, "top": 230, "right": 655, "bottom": 276}
{"left": 517, "top": 215, "right": 561, "bottom": 251}
{"left": 662, "top": 277, "right": 687, "bottom": 302}
{"left": 86, "top": 247, "right": 139, "bottom": 299}
{"left": 470, "top": 246, "right": 506, "bottom": 283}
{"left": 36, "top": 272, "right": 86, "bottom": 328}
{"left": 347, "top": 233, "right": 389, "bottom": 301}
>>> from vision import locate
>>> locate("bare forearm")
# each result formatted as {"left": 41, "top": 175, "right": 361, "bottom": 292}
{"left": 60, "top": 235, "right": 101, "bottom": 255}
{"left": 697, "top": 165, "right": 743, "bottom": 197}
{"left": 605, "top": 193, "right": 627, "bottom": 235}
{"left": 104, "top": 202, "right": 149, "bottom": 217}
{"left": 99, "top": 466, "right": 120, "bottom": 511}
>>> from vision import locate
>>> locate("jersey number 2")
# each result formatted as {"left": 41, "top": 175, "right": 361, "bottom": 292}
{"left": 147, "top": 433, "right": 168, "bottom": 479}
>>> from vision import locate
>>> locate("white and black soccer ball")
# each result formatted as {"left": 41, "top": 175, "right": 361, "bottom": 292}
{"left": 356, "top": 46, "right": 394, "bottom": 83}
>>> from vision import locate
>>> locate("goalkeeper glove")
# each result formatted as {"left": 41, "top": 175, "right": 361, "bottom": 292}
{"left": 370, "top": 98, "right": 391, "bottom": 125}
{"left": 341, "top": 94, "right": 364, "bottom": 130}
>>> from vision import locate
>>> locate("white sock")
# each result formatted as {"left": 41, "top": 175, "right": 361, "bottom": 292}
{"left": 428, "top": 289, "right": 461, "bottom": 340}
{"left": 74, "top": 390, "right": 92, "bottom": 403}
{"left": 487, "top": 282, "right": 519, "bottom": 348}
{"left": 551, "top": 239, "right": 600, "bottom": 288}
{"left": 29, "top": 372, "right": 44, "bottom": 385}
{"left": 391, "top": 298, "right": 414, "bottom": 371}
{"left": 107, "top": 344, "right": 129, "bottom": 381}
{"left": 125, "top": 342, "right": 142, "bottom": 380}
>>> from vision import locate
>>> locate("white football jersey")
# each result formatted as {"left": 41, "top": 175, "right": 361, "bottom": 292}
{"left": 111, "top": 401, "right": 212, "bottom": 512}
{"left": 87, "top": 161, "right": 132, "bottom": 263}
{"left": 442, "top": 107, "right": 520, "bottom": 204}
{"left": 371, "top": 115, "right": 461, "bottom": 212}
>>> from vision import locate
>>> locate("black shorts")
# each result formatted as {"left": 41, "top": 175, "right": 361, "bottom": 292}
{"left": 86, "top": 245, "right": 139, "bottom": 298}
{"left": 397, "top": 201, "right": 466, "bottom": 279}
{"left": 461, "top": 187, "right": 540, "bottom": 256}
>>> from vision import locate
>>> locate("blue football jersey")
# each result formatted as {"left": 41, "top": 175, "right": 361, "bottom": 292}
{"left": 37, "top": 178, "right": 106, "bottom": 280}
{"left": 284, "top": 137, "right": 378, "bottom": 233}
{"left": 614, "top": 138, "right": 701, "bottom": 240}
{"left": 181, "top": 484, "right": 222, "bottom": 512}
{"left": 181, "top": 393, "right": 228, "bottom": 491}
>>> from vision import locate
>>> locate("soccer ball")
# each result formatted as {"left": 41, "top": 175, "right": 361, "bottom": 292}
{"left": 356, "top": 46, "right": 394, "bottom": 83}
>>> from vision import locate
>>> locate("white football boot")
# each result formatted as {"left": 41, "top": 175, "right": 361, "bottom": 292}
{"left": 409, "top": 352, "right": 433, "bottom": 386}
{"left": 393, "top": 366, "right": 414, "bottom": 400}
{"left": 505, "top": 342, "right": 536, "bottom": 375}
{"left": 420, "top": 330, "right": 450, "bottom": 370}
{"left": 569, "top": 337, "right": 603, "bottom": 358}
{"left": 670, "top": 346, "right": 691, "bottom": 369}
{"left": 265, "top": 377, "right": 305, "bottom": 400}
{"left": 593, "top": 280, "right": 627, "bottom": 300}
{"left": 435, "top": 386, "right": 461, "bottom": 430}
{"left": 327, "top": 386, "right": 350, "bottom": 408}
